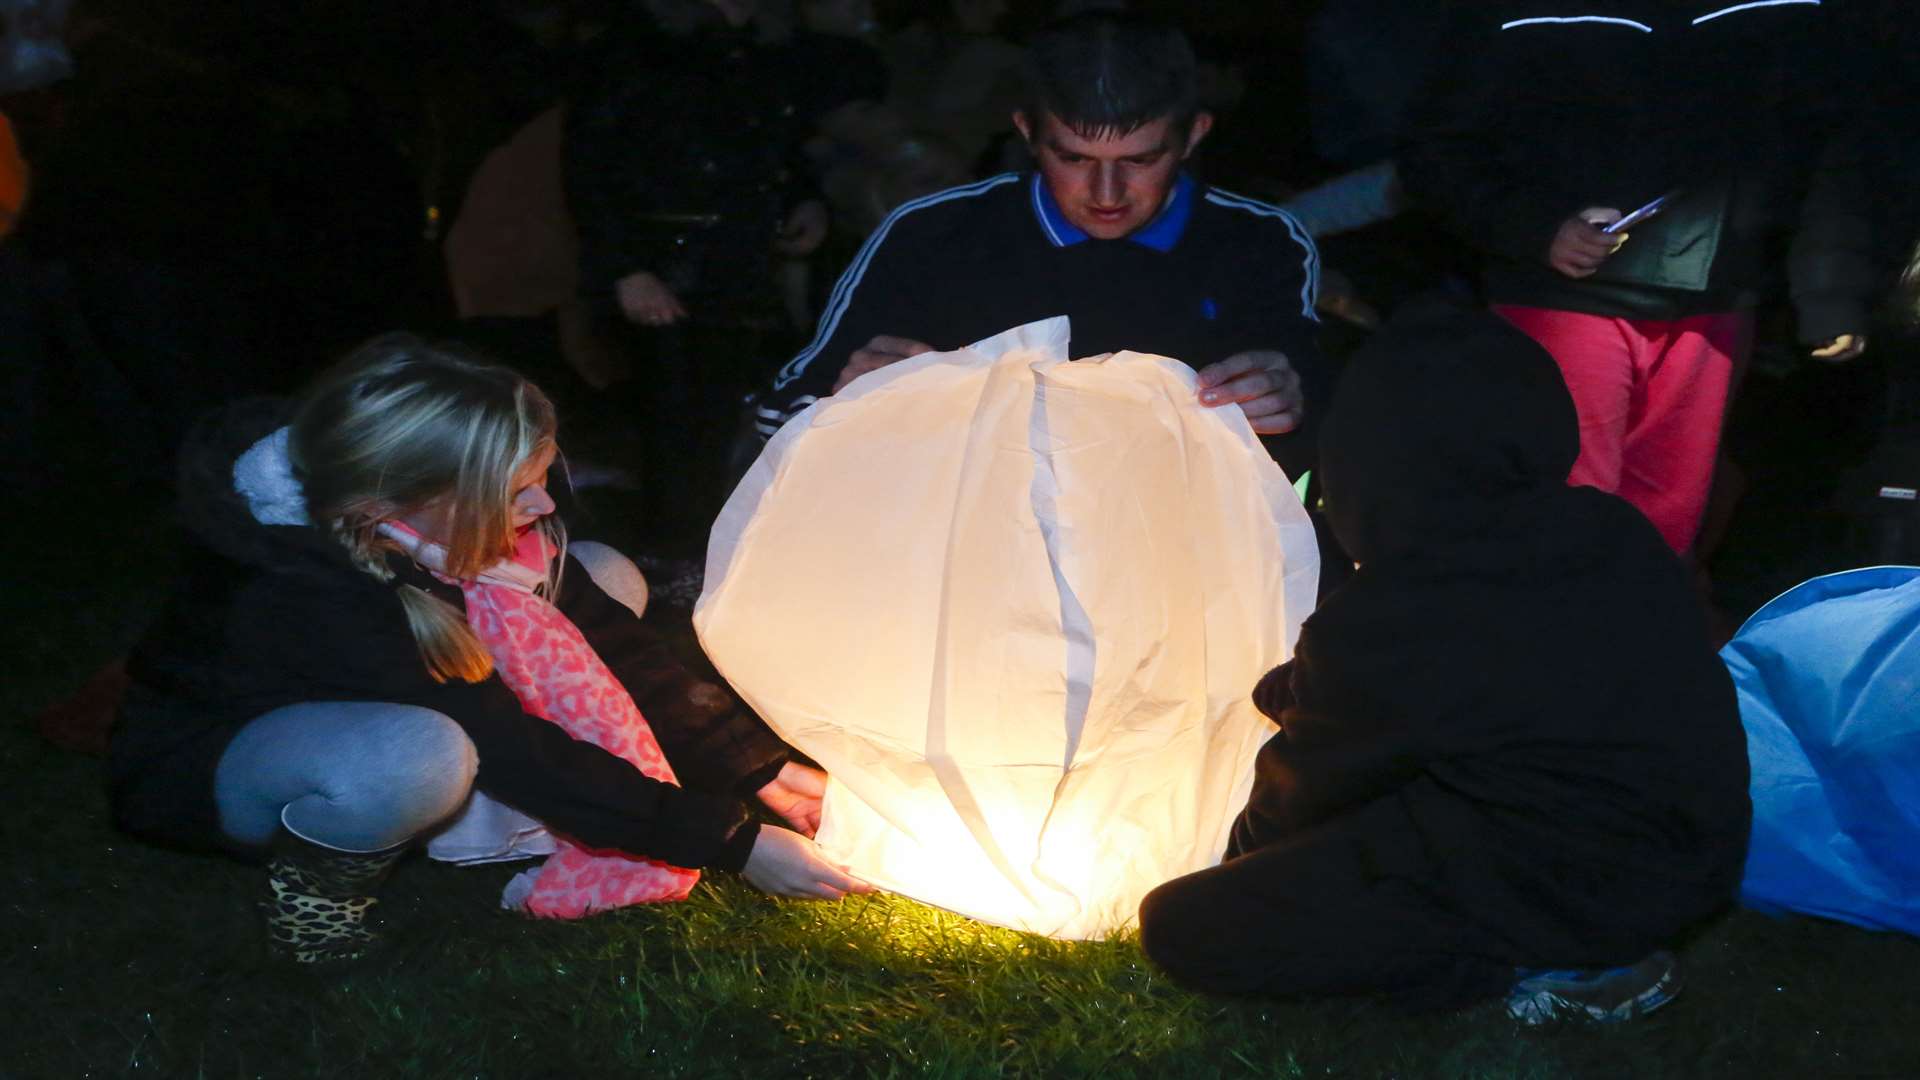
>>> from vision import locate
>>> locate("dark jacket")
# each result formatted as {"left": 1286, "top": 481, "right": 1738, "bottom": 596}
{"left": 759, "top": 171, "right": 1325, "bottom": 472}
{"left": 1400, "top": 1, "right": 1872, "bottom": 342}
{"left": 1305, "top": 0, "right": 1453, "bottom": 168}
{"left": 108, "top": 399, "right": 788, "bottom": 871}
{"left": 563, "top": 14, "right": 820, "bottom": 314}
{"left": 1237, "top": 306, "right": 1751, "bottom": 965}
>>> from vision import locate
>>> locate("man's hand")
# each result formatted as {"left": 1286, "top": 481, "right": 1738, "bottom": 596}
{"left": 1811, "top": 333, "right": 1868, "bottom": 363}
{"left": 740, "top": 825, "right": 874, "bottom": 900}
{"left": 1197, "top": 350, "right": 1304, "bottom": 435}
{"left": 833, "top": 334, "right": 936, "bottom": 393}
{"left": 756, "top": 761, "right": 827, "bottom": 838}
{"left": 1547, "top": 208, "right": 1628, "bottom": 279}
{"left": 616, "top": 270, "right": 688, "bottom": 326}
{"left": 775, "top": 199, "right": 830, "bottom": 258}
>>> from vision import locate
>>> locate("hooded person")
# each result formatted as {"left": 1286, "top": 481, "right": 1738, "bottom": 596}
{"left": 1137, "top": 304, "right": 1750, "bottom": 1021}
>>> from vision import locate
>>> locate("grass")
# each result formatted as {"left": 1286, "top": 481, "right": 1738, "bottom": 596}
{"left": 9, "top": 375, "right": 1920, "bottom": 1079}
{"left": 9, "top": 721, "right": 1920, "bottom": 1080}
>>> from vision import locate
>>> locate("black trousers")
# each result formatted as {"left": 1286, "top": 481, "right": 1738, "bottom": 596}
{"left": 1137, "top": 795, "right": 1516, "bottom": 1011}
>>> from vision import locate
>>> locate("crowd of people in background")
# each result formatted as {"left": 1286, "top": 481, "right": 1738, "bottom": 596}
{"left": 6, "top": 0, "right": 1916, "bottom": 567}
{"left": 0, "top": 1, "right": 1299, "bottom": 509}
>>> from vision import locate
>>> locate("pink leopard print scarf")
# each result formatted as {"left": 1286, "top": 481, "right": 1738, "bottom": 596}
{"left": 381, "top": 522, "right": 701, "bottom": 917}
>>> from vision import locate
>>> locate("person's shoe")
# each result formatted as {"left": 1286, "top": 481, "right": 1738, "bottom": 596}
{"left": 261, "top": 834, "right": 407, "bottom": 965}
{"left": 1505, "top": 950, "right": 1683, "bottom": 1025}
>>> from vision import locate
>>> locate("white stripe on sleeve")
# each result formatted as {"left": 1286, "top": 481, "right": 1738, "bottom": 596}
{"left": 1499, "top": 16, "right": 1655, "bottom": 32}
{"left": 1692, "top": 0, "right": 1818, "bottom": 25}
{"left": 772, "top": 174, "right": 1021, "bottom": 392}
{"left": 1202, "top": 189, "right": 1322, "bottom": 321}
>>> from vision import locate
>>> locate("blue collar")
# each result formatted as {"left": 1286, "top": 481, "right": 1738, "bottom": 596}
{"left": 1030, "top": 171, "right": 1197, "bottom": 253}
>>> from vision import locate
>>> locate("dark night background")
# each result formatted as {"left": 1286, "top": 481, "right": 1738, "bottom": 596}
{"left": 6, "top": 0, "right": 1915, "bottom": 493}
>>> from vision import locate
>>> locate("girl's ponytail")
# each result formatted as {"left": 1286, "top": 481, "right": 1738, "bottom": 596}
{"left": 331, "top": 518, "right": 496, "bottom": 684}
{"left": 395, "top": 585, "right": 495, "bottom": 685}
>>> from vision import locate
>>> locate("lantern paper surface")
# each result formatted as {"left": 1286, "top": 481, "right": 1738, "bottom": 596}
{"left": 695, "top": 318, "right": 1320, "bottom": 938}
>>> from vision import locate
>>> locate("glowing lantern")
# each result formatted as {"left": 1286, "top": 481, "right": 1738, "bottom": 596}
{"left": 696, "top": 318, "right": 1319, "bottom": 938}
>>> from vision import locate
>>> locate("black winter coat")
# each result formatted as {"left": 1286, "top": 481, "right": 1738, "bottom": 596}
{"left": 108, "top": 400, "right": 789, "bottom": 871}
{"left": 1237, "top": 306, "right": 1751, "bottom": 966}
{"left": 1400, "top": 0, "right": 1873, "bottom": 342}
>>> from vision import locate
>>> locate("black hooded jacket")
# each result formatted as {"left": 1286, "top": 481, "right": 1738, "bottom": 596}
{"left": 108, "top": 399, "right": 788, "bottom": 871}
{"left": 1236, "top": 306, "right": 1751, "bottom": 963}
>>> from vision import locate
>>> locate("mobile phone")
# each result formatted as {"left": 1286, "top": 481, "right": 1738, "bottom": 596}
{"left": 1601, "top": 193, "right": 1673, "bottom": 235}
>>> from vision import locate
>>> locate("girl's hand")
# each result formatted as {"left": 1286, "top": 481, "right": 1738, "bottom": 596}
{"left": 757, "top": 761, "right": 827, "bottom": 837}
{"left": 740, "top": 825, "right": 873, "bottom": 900}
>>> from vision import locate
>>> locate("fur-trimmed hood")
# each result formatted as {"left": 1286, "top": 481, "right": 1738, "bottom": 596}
{"left": 170, "top": 397, "right": 360, "bottom": 583}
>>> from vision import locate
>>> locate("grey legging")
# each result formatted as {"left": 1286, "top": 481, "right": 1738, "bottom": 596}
{"left": 212, "top": 541, "right": 647, "bottom": 852}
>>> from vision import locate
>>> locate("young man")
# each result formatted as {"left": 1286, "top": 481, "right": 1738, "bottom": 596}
{"left": 754, "top": 13, "right": 1325, "bottom": 475}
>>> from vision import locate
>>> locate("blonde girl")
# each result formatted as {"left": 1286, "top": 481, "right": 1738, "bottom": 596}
{"left": 110, "top": 334, "right": 862, "bottom": 964}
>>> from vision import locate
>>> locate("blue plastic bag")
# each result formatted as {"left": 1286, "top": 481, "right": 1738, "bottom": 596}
{"left": 1722, "top": 566, "right": 1920, "bottom": 934}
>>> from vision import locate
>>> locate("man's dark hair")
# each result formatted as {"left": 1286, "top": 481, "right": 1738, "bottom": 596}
{"left": 1020, "top": 14, "right": 1200, "bottom": 140}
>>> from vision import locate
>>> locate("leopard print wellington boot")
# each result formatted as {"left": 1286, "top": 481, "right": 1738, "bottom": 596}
{"left": 261, "top": 834, "right": 407, "bottom": 965}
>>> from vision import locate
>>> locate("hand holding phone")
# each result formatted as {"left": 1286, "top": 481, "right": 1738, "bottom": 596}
{"left": 1552, "top": 201, "right": 1655, "bottom": 279}
{"left": 1601, "top": 192, "right": 1674, "bottom": 235}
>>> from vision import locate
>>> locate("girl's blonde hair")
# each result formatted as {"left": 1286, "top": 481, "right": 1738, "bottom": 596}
{"left": 289, "top": 333, "right": 566, "bottom": 683}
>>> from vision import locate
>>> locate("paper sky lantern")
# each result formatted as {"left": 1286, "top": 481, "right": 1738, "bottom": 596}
{"left": 695, "top": 318, "right": 1319, "bottom": 938}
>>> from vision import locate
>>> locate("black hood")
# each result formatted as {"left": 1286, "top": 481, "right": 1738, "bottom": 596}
{"left": 1317, "top": 305, "right": 1579, "bottom": 567}
{"left": 172, "top": 397, "right": 358, "bottom": 581}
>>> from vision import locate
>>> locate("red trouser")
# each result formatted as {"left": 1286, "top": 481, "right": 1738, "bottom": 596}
{"left": 1494, "top": 306, "right": 1750, "bottom": 555}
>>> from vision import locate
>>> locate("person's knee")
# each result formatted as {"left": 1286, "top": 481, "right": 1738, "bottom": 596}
{"left": 1139, "top": 867, "right": 1296, "bottom": 995}
{"left": 571, "top": 539, "right": 649, "bottom": 618}
{"left": 385, "top": 707, "right": 478, "bottom": 820}
{"left": 289, "top": 706, "right": 477, "bottom": 851}
{"left": 1138, "top": 875, "right": 1218, "bottom": 980}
